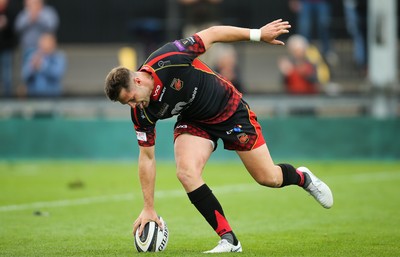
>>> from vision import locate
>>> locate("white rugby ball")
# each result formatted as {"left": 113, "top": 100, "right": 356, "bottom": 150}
{"left": 134, "top": 216, "right": 169, "bottom": 252}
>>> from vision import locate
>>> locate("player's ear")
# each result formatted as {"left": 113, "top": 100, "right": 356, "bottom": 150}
{"left": 134, "top": 76, "right": 141, "bottom": 85}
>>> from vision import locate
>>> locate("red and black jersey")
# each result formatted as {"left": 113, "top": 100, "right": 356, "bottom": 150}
{"left": 131, "top": 34, "right": 242, "bottom": 147}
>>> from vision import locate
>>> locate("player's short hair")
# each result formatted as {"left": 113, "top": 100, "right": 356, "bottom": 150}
{"left": 104, "top": 66, "right": 131, "bottom": 101}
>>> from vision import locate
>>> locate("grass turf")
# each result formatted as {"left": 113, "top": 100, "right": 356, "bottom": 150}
{"left": 0, "top": 160, "right": 399, "bottom": 256}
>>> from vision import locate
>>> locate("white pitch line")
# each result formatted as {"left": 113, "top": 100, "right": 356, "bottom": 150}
{"left": 0, "top": 183, "right": 260, "bottom": 213}
{"left": 348, "top": 171, "right": 400, "bottom": 182}
{"left": 2, "top": 171, "right": 398, "bottom": 213}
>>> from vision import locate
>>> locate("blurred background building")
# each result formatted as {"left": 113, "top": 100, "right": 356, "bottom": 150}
{"left": 0, "top": 0, "right": 399, "bottom": 160}
{"left": 0, "top": 0, "right": 398, "bottom": 117}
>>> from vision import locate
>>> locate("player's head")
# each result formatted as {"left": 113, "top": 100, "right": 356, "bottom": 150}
{"left": 105, "top": 66, "right": 152, "bottom": 108}
{"left": 105, "top": 66, "right": 132, "bottom": 102}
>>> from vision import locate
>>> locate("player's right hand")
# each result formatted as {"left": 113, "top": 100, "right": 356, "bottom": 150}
{"left": 133, "top": 208, "right": 163, "bottom": 236}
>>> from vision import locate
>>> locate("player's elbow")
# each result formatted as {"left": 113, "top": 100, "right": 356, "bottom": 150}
{"left": 197, "top": 26, "right": 220, "bottom": 50}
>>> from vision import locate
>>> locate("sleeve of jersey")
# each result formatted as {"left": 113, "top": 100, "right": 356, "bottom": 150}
{"left": 131, "top": 107, "right": 156, "bottom": 147}
{"left": 173, "top": 34, "right": 206, "bottom": 57}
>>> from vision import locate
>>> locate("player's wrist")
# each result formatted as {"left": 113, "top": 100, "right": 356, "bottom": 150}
{"left": 249, "top": 29, "right": 261, "bottom": 42}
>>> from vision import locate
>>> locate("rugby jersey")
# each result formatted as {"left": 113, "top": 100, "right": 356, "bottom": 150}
{"left": 131, "top": 34, "right": 242, "bottom": 146}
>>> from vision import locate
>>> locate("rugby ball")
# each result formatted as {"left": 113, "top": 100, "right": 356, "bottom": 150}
{"left": 134, "top": 216, "right": 169, "bottom": 252}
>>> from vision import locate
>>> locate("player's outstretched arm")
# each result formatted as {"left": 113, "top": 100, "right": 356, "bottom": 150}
{"left": 197, "top": 19, "right": 291, "bottom": 50}
{"left": 132, "top": 146, "right": 163, "bottom": 236}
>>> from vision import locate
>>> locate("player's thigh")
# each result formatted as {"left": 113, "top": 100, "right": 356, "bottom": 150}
{"left": 174, "top": 133, "right": 214, "bottom": 175}
{"left": 236, "top": 144, "right": 282, "bottom": 187}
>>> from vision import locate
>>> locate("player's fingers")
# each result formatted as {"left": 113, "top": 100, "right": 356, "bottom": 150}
{"left": 279, "top": 23, "right": 291, "bottom": 30}
{"left": 132, "top": 219, "right": 140, "bottom": 236}
{"left": 267, "top": 18, "right": 283, "bottom": 26}
{"left": 275, "top": 23, "right": 290, "bottom": 32}
{"left": 276, "top": 20, "right": 289, "bottom": 26}
{"left": 271, "top": 20, "right": 289, "bottom": 29}
{"left": 155, "top": 216, "right": 164, "bottom": 231}
{"left": 271, "top": 39, "right": 285, "bottom": 46}
{"left": 137, "top": 222, "right": 145, "bottom": 236}
{"left": 280, "top": 29, "right": 290, "bottom": 35}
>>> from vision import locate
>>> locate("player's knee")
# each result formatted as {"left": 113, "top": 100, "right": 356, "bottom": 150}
{"left": 176, "top": 167, "right": 197, "bottom": 185}
{"left": 176, "top": 168, "right": 188, "bottom": 184}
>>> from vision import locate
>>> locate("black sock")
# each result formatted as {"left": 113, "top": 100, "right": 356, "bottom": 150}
{"left": 187, "top": 184, "right": 238, "bottom": 245}
{"left": 278, "top": 163, "right": 305, "bottom": 187}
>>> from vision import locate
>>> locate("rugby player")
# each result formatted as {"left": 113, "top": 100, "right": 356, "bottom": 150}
{"left": 105, "top": 19, "right": 333, "bottom": 253}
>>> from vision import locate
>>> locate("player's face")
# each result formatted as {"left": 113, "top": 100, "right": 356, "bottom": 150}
{"left": 118, "top": 79, "right": 151, "bottom": 109}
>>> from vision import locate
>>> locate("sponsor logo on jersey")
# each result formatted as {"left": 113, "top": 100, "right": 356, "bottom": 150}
{"left": 170, "top": 78, "right": 184, "bottom": 91}
{"left": 171, "top": 87, "right": 197, "bottom": 115}
{"left": 187, "top": 36, "right": 195, "bottom": 44}
{"left": 158, "top": 60, "right": 171, "bottom": 67}
{"left": 159, "top": 87, "right": 167, "bottom": 102}
{"left": 156, "top": 103, "right": 169, "bottom": 118}
{"left": 136, "top": 131, "right": 147, "bottom": 142}
{"left": 174, "top": 37, "right": 195, "bottom": 51}
{"left": 237, "top": 133, "right": 249, "bottom": 144}
{"left": 181, "top": 39, "right": 189, "bottom": 45}
{"left": 139, "top": 109, "right": 146, "bottom": 119}
{"left": 182, "top": 36, "right": 195, "bottom": 46}
{"left": 173, "top": 40, "right": 185, "bottom": 51}
{"left": 226, "top": 125, "right": 243, "bottom": 135}
{"left": 153, "top": 84, "right": 162, "bottom": 98}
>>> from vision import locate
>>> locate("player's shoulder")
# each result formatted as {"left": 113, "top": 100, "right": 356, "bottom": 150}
{"left": 173, "top": 34, "right": 204, "bottom": 52}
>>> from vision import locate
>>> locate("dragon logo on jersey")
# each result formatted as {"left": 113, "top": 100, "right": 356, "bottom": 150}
{"left": 170, "top": 78, "right": 184, "bottom": 91}
{"left": 237, "top": 133, "right": 249, "bottom": 144}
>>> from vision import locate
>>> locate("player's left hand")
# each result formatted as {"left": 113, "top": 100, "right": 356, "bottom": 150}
{"left": 260, "top": 19, "right": 291, "bottom": 45}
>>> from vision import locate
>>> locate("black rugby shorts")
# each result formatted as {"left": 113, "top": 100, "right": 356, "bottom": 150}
{"left": 174, "top": 100, "right": 265, "bottom": 151}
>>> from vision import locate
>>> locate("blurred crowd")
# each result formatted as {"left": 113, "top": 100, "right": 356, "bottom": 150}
{"left": 0, "top": 0, "right": 65, "bottom": 98}
{"left": 280, "top": 0, "right": 367, "bottom": 95}
{"left": 0, "top": 0, "right": 370, "bottom": 98}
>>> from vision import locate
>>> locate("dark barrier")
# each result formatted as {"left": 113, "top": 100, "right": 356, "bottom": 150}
{"left": 0, "top": 118, "right": 399, "bottom": 160}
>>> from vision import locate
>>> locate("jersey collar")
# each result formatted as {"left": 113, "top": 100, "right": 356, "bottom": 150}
{"left": 140, "top": 65, "right": 164, "bottom": 101}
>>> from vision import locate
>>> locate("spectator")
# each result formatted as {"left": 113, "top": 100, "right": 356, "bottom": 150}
{"left": 179, "top": 0, "right": 243, "bottom": 92}
{"left": 15, "top": 0, "right": 59, "bottom": 60}
{"left": 0, "top": 0, "right": 19, "bottom": 97}
{"left": 21, "top": 33, "right": 66, "bottom": 97}
{"left": 278, "top": 34, "right": 330, "bottom": 95}
{"left": 179, "top": 0, "right": 223, "bottom": 37}
{"left": 343, "top": 0, "right": 367, "bottom": 74}
{"left": 179, "top": 0, "right": 224, "bottom": 67}
{"left": 214, "top": 44, "right": 244, "bottom": 93}
{"left": 289, "top": 0, "right": 337, "bottom": 66}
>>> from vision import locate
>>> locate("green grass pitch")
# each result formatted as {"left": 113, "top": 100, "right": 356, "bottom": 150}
{"left": 1, "top": 160, "right": 400, "bottom": 257}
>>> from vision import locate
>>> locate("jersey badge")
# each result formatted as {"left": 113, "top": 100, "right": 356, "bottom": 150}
{"left": 170, "top": 78, "right": 184, "bottom": 91}
{"left": 237, "top": 133, "right": 249, "bottom": 144}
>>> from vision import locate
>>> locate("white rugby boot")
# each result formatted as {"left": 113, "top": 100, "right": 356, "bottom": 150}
{"left": 203, "top": 239, "right": 242, "bottom": 253}
{"left": 298, "top": 166, "right": 333, "bottom": 209}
